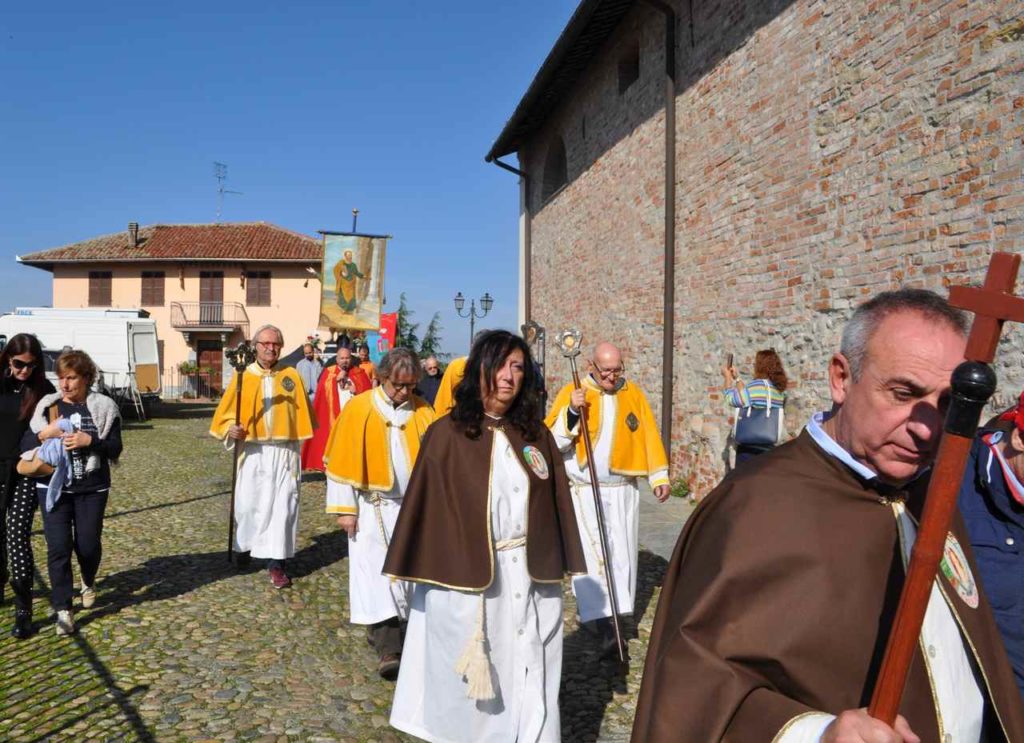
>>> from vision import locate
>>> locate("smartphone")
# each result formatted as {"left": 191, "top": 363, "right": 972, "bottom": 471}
{"left": 725, "top": 353, "right": 733, "bottom": 369}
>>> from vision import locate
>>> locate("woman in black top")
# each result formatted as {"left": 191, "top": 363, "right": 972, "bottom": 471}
{"left": 0, "top": 333, "right": 55, "bottom": 638}
{"left": 24, "top": 349, "right": 121, "bottom": 637}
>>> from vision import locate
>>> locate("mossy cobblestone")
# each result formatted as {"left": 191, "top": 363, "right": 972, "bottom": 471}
{"left": 0, "top": 407, "right": 668, "bottom": 741}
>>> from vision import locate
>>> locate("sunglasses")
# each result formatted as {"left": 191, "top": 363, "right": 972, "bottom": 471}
{"left": 10, "top": 359, "right": 36, "bottom": 371}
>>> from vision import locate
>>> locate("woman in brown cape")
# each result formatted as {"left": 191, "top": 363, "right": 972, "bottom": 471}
{"left": 384, "top": 330, "right": 586, "bottom": 742}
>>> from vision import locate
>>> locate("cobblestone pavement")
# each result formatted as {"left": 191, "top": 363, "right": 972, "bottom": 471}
{"left": 0, "top": 405, "right": 677, "bottom": 742}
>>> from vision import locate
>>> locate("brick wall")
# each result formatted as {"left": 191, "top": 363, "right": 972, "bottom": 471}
{"left": 521, "top": 0, "right": 1024, "bottom": 498}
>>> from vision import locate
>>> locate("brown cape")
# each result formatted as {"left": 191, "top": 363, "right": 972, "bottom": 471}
{"left": 383, "top": 415, "right": 587, "bottom": 590}
{"left": 632, "top": 430, "right": 1024, "bottom": 742}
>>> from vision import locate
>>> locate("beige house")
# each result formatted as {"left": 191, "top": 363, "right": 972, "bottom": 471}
{"left": 18, "top": 222, "right": 324, "bottom": 395}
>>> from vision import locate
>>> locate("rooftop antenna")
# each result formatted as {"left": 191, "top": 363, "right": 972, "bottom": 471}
{"left": 214, "top": 162, "right": 244, "bottom": 222}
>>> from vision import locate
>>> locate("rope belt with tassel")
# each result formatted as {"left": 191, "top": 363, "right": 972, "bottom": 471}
{"left": 455, "top": 536, "right": 527, "bottom": 701}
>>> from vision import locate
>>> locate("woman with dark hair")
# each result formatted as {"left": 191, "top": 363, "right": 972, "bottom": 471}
{"left": 0, "top": 333, "right": 55, "bottom": 637}
{"left": 23, "top": 349, "right": 121, "bottom": 636}
{"left": 385, "top": 330, "right": 586, "bottom": 742}
{"left": 723, "top": 348, "right": 788, "bottom": 464}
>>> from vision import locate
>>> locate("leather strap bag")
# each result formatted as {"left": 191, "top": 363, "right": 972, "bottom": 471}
{"left": 733, "top": 404, "right": 784, "bottom": 450}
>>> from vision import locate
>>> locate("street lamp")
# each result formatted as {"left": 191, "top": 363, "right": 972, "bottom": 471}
{"left": 454, "top": 291, "right": 494, "bottom": 350}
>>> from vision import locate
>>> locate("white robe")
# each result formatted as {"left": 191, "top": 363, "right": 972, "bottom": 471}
{"left": 390, "top": 427, "right": 565, "bottom": 743}
{"left": 326, "top": 387, "right": 412, "bottom": 625}
{"left": 233, "top": 373, "right": 301, "bottom": 560}
{"left": 550, "top": 391, "right": 666, "bottom": 622}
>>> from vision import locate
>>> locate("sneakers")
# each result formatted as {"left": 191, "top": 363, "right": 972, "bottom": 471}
{"left": 377, "top": 653, "right": 401, "bottom": 681}
{"left": 55, "top": 609, "right": 76, "bottom": 636}
{"left": 268, "top": 567, "right": 292, "bottom": 589}
{"left": 80, "top": 585, "right": 96, "bottom": 609}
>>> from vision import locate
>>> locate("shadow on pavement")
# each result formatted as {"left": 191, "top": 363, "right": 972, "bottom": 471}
{"left": 146, "top": 402, "right": 218, "bottom": 420}
{"left": 560, "top": 549, "right": 668, "bottom": 742}
{"left": 0, "top": 566, "right": 155, "bottom": 742}
{"left": 77, "top": 529, "right": 348, "bottom": 627}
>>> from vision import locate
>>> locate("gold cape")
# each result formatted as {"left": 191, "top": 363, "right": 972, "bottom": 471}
{"left": 209, "top": 363, "right": 314, "bottom": 442}
{"left": 432, "top": 355, "right": 467, "bottom": 415}
{"left": 323, "top": 387, "right": 435, "bottom": 492}
{"left": 545, "top": 376, "right": 668, "bottom": 484}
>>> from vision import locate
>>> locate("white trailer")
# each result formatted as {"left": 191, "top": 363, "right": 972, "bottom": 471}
{"left": 0, "top": 307, "right": 161, "bottom": 397}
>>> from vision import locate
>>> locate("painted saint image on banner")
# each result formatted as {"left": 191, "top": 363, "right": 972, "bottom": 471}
{"left": 319, "top": 234, "right": 387, "bottom": 331}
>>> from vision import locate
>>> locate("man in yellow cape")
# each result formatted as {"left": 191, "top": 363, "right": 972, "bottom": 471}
{"left": 210, "top": 325, "right": 314, "bottom": 589}
{"left": 432, "top": 355, "right": 466, "bottom": 415}
{"left": 545, "top": 341, "right": 670, "bottom": 657}
{"left": 322, "top": 347, "right": 435, "bottom": 680}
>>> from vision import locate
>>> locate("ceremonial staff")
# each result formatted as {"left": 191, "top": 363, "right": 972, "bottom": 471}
{"left": 869, "top": 252, "right": 1024, "bottom": 724}
{"left": 224, "top": 341, "right": 256, "bottom": 563}
{"left": 557, "top": 329, "right": 626, "bottom": 662}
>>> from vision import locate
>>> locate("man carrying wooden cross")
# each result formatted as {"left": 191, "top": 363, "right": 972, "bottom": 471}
{"left": 633, "top": 287, "right": 1024, "bottom": 742}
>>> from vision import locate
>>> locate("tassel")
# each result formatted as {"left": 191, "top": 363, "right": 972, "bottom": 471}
{"left": 454, "top": 596, "right": 495, "bottom": 701}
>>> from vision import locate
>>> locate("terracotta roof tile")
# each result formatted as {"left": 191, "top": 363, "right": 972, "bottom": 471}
{"left": 18, "top": 222, "right": 322, "bottom": 265}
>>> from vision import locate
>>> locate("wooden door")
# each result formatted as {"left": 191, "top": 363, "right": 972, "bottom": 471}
{"left": 199, "top": 271, "right": 224, "bottom": 324}
{"left": 196, "top": 340, "right": 223, "bottom": 396}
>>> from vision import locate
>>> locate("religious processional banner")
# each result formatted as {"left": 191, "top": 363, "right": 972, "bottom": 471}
{"left": 319, "top": 233, "right": 388, "bottom": 331}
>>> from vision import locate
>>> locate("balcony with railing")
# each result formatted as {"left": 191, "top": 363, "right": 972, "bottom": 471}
{"left": 170, "top": 301, "right": 249, "bottom": 340}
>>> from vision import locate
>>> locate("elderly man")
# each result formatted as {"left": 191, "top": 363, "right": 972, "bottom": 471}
{"left": 633, "top": 289, "right": 1024, "bottom": 742}
{"left": 546, "top": 341, "right": 670, "bottom": 659}
{"left": 295, "top": 342, "right": 322, "bottom": 401}
{"left": 415, "top": 355, "right": 443, "bottom": 407}
{"left": 322, "top": 348, "right": 434, "bottom": 680}
{"left": 210, "top": 325, "right": 314, "bottom": 589}
{"left": 300, "top": 347, "right": 371, "bottom": 472}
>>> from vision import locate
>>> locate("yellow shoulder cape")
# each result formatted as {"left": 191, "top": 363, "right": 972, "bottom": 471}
{"left": 545, "top": 377, "right": 668, "bottom": 482}
{"left": 432, "top": 355, "right": 467, "bottom": 415}
{"left": 209, "top": 363, "right": 314, "bottom": 442}
{"left": 323, "top": 388, "right": 436, "bottom": 491}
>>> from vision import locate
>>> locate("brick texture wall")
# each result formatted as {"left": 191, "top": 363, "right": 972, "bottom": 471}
{"left": 521, "top": 0, "right": 1024, "bottom": 498}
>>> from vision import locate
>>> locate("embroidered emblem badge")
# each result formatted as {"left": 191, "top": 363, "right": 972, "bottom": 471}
{"left": 626, "top": 412, "right": 639, "bottom": 432}
{"left": 281, "top": 377, "right": 295, "bottom": 392}
{"left": 522, "top": 446, "right": 549, "bottom": 480}
{"left": 940, "top": 533, "right": 978, "bottom": 609}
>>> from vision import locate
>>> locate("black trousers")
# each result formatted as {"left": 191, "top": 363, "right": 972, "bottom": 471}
{"left": 6, "top": 477, "right": 37, "bottom": 607}
{"left": 0, "top": 460, "right": 16, "bottom": 588}
{"left": 38, "top": 488, "right": 109, "bottom": 611}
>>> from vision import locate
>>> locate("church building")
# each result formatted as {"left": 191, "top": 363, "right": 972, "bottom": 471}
{"left": 487, "top": 0, "right": 1024, "bottom": 495}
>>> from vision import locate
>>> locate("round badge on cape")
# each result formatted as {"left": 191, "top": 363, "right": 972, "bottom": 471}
{"left": 940, "top": 533, "right": 978, "bottom": 609}
{"left": 522, "top": 446, "right": 549, "bottom": 480}
{"left": 282, "top": 376, "right": 295, "bottom": 392}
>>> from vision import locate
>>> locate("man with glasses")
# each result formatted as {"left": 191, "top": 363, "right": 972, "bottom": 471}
{"left": 210, "top": 325, "right": 314, "bottom": 589}
{"left": 322, "top": 347, "right": 435, "bottom": 680}
{"left": 546, "top": 341, "right": 670, "bottom": 659}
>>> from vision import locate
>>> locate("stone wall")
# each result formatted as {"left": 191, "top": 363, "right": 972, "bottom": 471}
{"left": 521, "top": 0, "right": 1024, "bottom": 498}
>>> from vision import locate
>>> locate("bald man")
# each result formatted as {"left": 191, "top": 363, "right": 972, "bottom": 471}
{"left": 545, "top": 342, "right": 670, "bottom": 659}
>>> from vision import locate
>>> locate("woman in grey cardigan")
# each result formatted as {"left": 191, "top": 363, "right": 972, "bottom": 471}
{"left": 22, "top": 350, "right": 121, "bottom": 636}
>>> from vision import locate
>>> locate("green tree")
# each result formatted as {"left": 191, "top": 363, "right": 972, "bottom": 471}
{"left": 395, "top": 292, "right": 420, "bottom": 349}
{"left": 419, "top": 312, "right": 448, "bottom": 361}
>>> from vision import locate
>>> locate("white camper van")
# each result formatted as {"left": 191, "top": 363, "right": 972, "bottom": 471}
{"left": 0, "top": 308, "right": 161, "bottom": 398}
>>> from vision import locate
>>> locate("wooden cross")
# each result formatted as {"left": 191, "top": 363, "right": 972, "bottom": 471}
{"left": 949, "top": 251, "right": 1024, "bottom": 362}
{"left": 870, "top": 251, "right": 1024, "bottom": 724}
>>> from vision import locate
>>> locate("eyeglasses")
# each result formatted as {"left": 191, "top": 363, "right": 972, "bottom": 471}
{"left": 592, "top": 362, "right": 625, "bottom": 378}
{"left": 256, "top": 341, "right": 283, "bottom": 349}
{"left": 10, "top": 359, "right": 36, "bottom": 371}
{"left": 387, "top": 382, "right": 417, "bottom": 391}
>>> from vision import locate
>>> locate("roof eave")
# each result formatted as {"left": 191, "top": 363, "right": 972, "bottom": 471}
{"left": 485, "top": 0, "right": 625, "bottom": 162}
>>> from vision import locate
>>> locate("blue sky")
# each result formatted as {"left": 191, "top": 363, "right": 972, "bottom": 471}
{"left": 0, "top": 1, "right": 578, "bottom": 356}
